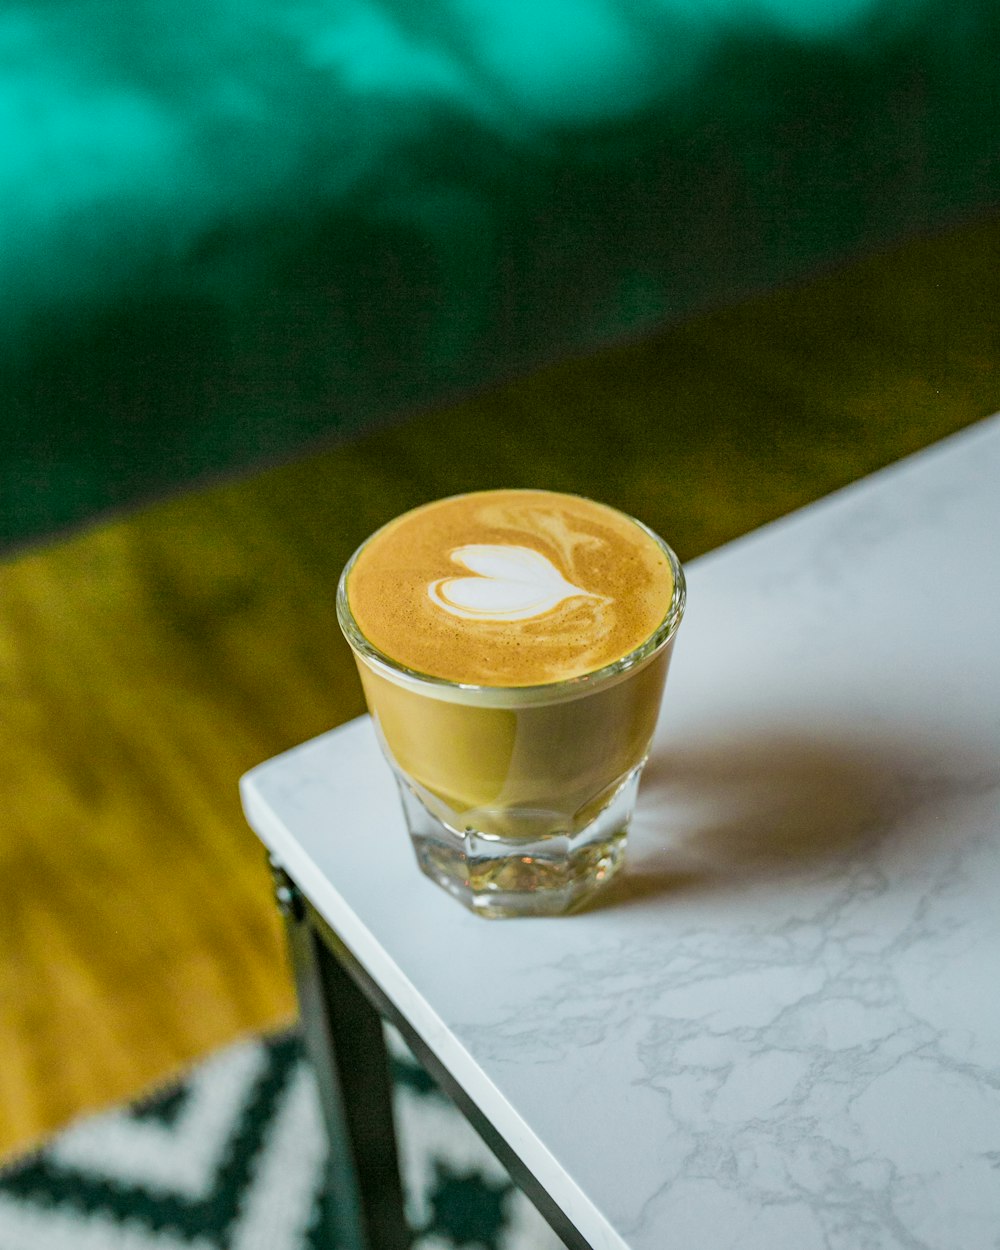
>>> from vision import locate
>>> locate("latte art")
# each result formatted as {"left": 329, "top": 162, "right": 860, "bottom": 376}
{"left": 345, "top": 489, "right": 676, "bottom": 686}
{"left": 428, "top": 545, "right": 600, "bottom": 622}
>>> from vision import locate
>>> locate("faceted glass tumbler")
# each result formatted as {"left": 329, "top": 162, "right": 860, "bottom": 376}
{"left": 337, "top": 531, "right": 685, "bottom": 918}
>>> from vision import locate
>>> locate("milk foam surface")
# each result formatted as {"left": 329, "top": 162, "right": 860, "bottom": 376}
{"left": 428, "top": 545, "right": 600, "bottom": 621}
{"left": 346, "top": 490, "right": 676, "bottom": 686}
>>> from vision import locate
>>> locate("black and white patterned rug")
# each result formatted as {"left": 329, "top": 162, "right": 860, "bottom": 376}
{"left": 0, "top": 1029, "right": 565, "bottom": 1250}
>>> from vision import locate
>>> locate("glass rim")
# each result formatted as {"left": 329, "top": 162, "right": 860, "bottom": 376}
{"left": 336, "top": 494, "right": 686, "bottom": 705}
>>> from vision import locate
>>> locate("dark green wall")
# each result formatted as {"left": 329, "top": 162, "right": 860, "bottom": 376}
{"left": 3, "top": 0, "right": 999, "bottom": 546}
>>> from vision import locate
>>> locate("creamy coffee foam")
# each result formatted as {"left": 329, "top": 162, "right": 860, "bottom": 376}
{"left": 346, "top": 490, "right": 676, "bottom": 686}
{"left": 428, "top": 545, "right": 602, "bottom": 621}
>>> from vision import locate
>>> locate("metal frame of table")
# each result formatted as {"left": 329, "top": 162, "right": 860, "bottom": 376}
{"left": 271, "top": 860, "right": 591, "bottom": 1249}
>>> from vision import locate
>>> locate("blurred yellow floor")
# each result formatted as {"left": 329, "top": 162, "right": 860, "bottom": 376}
{"left": 2, "top": 213, "right": 998, "bottom": 1158}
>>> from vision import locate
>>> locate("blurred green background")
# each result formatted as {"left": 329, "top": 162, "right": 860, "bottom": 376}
{"left": 3, "top": 0, "right": 999, "bottom": 549}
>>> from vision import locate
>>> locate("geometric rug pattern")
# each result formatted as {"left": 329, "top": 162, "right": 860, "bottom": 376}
{"left": 0, "top": 1030, "right": 565, "bottom": 1250}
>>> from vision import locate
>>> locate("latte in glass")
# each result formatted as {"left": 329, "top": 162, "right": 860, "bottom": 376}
{"left": 337, "top": 489, "right": 685, "bottom": 917}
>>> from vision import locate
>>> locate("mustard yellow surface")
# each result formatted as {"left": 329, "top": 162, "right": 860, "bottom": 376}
{"left": 2, "top": 214, "right": 998, "bottom": 1158}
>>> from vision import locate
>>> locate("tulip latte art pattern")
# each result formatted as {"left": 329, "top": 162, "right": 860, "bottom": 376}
{"left": 346, "top": 490, "right": 675, "bottom": 685}
{"left": 428, "top": 545, "right": 602, "bottom": 622}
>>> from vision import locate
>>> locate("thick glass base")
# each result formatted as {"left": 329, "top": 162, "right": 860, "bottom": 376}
{"left": 395, "top": 768, "right": 642, "bottom": 918}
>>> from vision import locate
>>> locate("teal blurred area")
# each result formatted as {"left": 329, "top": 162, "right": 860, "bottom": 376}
{"left": 3, "top": 0, "right": 999, "bottom": 547}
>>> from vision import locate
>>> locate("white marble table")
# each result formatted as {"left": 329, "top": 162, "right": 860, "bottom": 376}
{"left": 241, "top": 414, "right": 1000, "bottom": 1250}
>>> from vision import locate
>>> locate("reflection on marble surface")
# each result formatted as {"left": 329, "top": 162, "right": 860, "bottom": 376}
{"left": 243, "top": 415, "right": 1000, "bottom": 1250}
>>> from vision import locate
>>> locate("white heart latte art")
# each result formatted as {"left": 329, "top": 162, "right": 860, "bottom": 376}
{"left": 428, "top": 545, "right": 599, "bottom": 622}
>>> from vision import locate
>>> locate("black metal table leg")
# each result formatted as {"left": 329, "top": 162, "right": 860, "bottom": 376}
{"left": 272, "top": 857, "right": 593, "bottom": 1250}
{"left": 273, "top": 861, "right": 411, "bottom": 1250}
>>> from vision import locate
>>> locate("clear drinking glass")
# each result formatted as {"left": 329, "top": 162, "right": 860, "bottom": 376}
{"left": 337, "top": 512, "right": 685, "bottom": 918}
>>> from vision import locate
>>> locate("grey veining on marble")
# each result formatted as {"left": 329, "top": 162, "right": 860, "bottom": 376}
{"left": 242, "top": 414, "right": 1000, "bottom": 1250}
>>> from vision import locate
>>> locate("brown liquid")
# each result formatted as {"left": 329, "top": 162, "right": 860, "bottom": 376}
{"left": 356, "top": 644, "right": 675, "bottom": 836}
{"left": 346, "top": 490, "right": 675, "bottom": 686}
